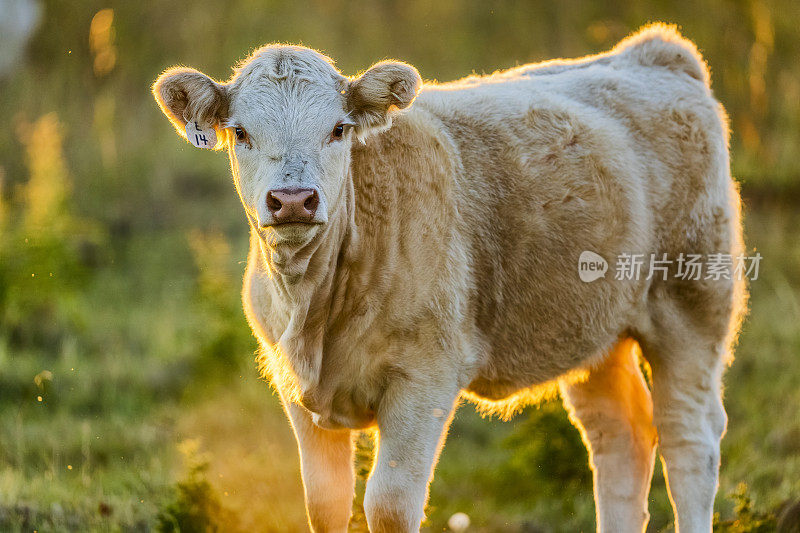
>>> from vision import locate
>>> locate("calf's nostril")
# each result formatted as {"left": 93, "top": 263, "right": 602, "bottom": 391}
{"left": 304, "top": 191, "right": 319, "bottom": 213}
{"left": 266, "top": 192, "right": 283, "bottom": 214}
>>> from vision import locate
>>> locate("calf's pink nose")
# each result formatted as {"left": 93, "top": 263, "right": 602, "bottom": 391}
{"left": 266, "top": 188, "right": 319, "bottom": 224}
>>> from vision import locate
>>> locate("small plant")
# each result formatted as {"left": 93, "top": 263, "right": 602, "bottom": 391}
{"left": 713, "top": 482, "right": 777, "bottom": 532}
{"left": 157, "top": 440, "right": 236, "bottom": 533}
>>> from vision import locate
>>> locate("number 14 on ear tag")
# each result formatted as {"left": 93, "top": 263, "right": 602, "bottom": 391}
{"left": 185, "top": 121, "right": 218, "bottom": 149}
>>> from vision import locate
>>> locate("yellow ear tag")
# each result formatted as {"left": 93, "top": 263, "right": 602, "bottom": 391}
{"left": 185, "top": 121, "right": 217, "bottom": 149}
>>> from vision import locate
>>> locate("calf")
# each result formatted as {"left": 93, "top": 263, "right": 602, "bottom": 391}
{"left": 154, "top": 24, "right": 746, "bottom": 532}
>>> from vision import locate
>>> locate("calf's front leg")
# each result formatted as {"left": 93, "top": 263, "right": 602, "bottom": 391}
{"left": 283, "top": 401, "right": 355, "bottom": 533}
{"left": 364, "top": 377, "right": 461, "bottom": 532}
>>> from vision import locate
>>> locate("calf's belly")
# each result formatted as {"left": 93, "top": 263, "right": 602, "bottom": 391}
{"left": 464, "top": 258, "right": 641, "bottom": 402}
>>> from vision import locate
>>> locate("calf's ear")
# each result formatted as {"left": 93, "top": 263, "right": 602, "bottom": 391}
{"left": 152, "top": 67, "right": 228, "bottom": 149}
{"left": 346, "top": 61, "right": 421, "bottom": 140}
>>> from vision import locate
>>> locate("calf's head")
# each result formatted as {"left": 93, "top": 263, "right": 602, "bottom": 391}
{"left": 153, "top": 46, "right": 421, "bottom": 247}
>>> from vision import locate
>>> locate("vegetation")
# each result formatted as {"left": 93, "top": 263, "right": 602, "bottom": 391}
{"left": 0, "top": 1, "right": 798, "bottom": 531}
{"left": 157, "top": 440, "right": 233, "bottom": 533}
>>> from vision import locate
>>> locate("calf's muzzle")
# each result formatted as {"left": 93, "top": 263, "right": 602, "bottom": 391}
{"left": 266, "top": 188, "right": 319, "bottom": 224}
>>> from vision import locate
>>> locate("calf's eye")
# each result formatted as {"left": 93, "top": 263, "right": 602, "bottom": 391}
{"left": 234, "top": 126, "right": 248, "bottom": 143}
{"left": 330, "top": 122, "right": 345, "bottom": 142}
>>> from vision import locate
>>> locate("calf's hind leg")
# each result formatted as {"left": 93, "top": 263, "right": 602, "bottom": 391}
{"left": 640, "top": 325, "right": 729, "bottom": 533}
{"left": 560, "top": 338, "right": 658, "bottom": 533}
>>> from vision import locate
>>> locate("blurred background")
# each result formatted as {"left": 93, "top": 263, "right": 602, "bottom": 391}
{"left": 0, "top": 1, "right": 798, "bottom": 531}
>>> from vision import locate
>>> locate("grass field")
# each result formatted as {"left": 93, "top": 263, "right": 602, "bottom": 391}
{"left": 1, "top": 2, "right": 799, "bottom": 531}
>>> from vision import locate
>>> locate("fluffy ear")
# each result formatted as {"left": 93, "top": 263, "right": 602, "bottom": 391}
{"left": 345, "top": 61, "right": 421, "bottom": 139}
{"left": 152, "top": 67, "right": 229, "bottom": 148}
